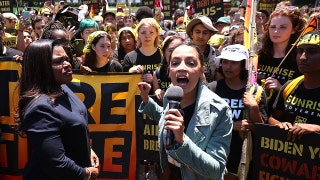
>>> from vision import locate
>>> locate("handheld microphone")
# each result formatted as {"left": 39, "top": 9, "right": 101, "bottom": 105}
{"left": 163, "top": 85, "right": 183, "bottom": 149}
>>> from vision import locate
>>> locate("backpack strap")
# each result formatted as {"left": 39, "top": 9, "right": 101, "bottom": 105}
{"left": 282, "top": 75, "right": 304, "bottom": 100}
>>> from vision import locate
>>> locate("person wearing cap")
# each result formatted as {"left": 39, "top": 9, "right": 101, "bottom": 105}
{"left": 208, "top": 44, "right": 267, "bottom": 180}
{"left": 186, "top": 15, "right": 219, "bottom": 83}
{"left": 116, "top": 12, "right": 125, "bottom": 30}
{"left": 2, "top": 12, "right": 18, "bottom": 35}
{"left": 215, "top": 16, "right": 231, "bottom": 35}
{"left": 40, "top": 7, "right": 53, "bottom": 23}
{"left": 103, "top": 12, "right": 116, "bottom": 25}
{"left": 112, "top": 27, "right": 137, "bottom": 65}
{"left": 269, "top": 30, "right": 320, "bottom": 141}
{"left": 81, "top": 31, "right": 123, "bottom": 73}
{"left": 0, "top": 13, "right": 23, "bottom": 59}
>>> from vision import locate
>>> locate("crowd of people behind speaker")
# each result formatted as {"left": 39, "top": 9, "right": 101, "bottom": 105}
{"left": 2, "top": 1, "right": 320, "bottom": 179}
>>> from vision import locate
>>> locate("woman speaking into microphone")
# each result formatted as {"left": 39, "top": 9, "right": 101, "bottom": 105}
{"left": 138, "top": 43, "right": 233, "bottom": 180}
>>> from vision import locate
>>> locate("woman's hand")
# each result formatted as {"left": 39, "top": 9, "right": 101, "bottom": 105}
{"left": 164, "top": 109, "right": 185, "bottom": 144}
{"left": 129, "top": 65, "right": 144, "bottom": 73}
{"left": 233, "top": 120, "right": 254, "bottom": 132}
{"left": 66, "top": 25, "right": 76, "bottom": 40}
{"left": 142, "top": 73, "right": 153, "bottom": 83}
{"left": 154, "top": 89, "right": 165, "bottom": 101}
{"left": 90, "top": 149, "right": 99, "bottom": 168}
{"left": 242, "top": 92, "right": 258, "bottom": 110}
{"left": 138, "top": 82, "right": 151, "bottom": 103}
{"left": 85, "top": 167, "right": 99, "bottom": 180}
{"left": 80, "top": 65, "right": 92, "bottom": 74}
{"left": 265, "top": 77, "right": 282, "bottom": 92}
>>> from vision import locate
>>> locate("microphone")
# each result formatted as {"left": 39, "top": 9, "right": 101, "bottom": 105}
{"left": 163, "top": 85, "right": 183, "bottom": 149}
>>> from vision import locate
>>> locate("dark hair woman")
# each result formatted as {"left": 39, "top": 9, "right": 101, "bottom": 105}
{"left": 15, "top": 39, "right": 99, "bottom": 180}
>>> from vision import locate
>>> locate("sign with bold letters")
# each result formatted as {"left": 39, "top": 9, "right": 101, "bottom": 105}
{"left": 253, "top": 124, "right": 320, "bottom": 180}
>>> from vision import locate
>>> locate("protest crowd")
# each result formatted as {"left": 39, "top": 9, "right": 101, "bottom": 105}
{"left": 1, "top": 0, "right": 320, "bottom": 179}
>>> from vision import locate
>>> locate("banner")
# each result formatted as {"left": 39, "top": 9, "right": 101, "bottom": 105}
{"left": 253, "top": 124, "right": 320, "bottom": 180}
{"left": 258, "top": 0, "right": 279, "bottom": 13}
{"left": 3, "top": 36, "right": 17, "bottom": 49}
{"left": 193, "top": 0, "right": 224, "bottom": 19}
{"left": 0, "top": 60, "right": 142, "bottom": 179}
{"left": 0, "top": 0, "right": 13, "bottom": 13}
{"left": 135, "top": 95, "right": 160, "bottom": 162}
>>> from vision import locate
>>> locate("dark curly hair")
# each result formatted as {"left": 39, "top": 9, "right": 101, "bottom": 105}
{"left": 41, "top": 20, "right": 67, "bottom": 40}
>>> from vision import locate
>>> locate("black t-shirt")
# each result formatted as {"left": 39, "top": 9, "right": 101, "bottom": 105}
{"left": 168, "top": 102, "right": 195, "bottom": 180}
{"left": 273, "top": 80, "right": 320, "bottom": 125}
{"left": 93, "top": 60, "right": 123, "bottom": 72}
{"left": 122, "top": 48, "right": 162, "bottom": 72}
{"left": 258, "top": 53, "right": 302, "bottom": 115}
{"left": 154, "top": 63, "right": 171, "bottom": 91}
{"left": 112, "top": 48, "right": 133, "bottom": 66}
{"left": 213, "top": 79, "right": 268, "bottom": 174}
{"left": 214, "top": 80, "right": 246, "bottom": 174}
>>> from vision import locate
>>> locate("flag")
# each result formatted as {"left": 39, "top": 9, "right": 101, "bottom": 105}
{"left": 243, "top": 0, "right": 257, "bottom": 51}
{"left": 183, "top": 8, "right": 190, "bottom": 27}
{"left": 90, "top": 5, "right": 94, "bottom": 18}
{"left": 187, "top": 2, "right": 193, "bottom": 16}
{"left": 155, "top": 0, "right": 163, "bottom": 9}
{"left": 301, "top": 16, "right": 318, "bottom": 36}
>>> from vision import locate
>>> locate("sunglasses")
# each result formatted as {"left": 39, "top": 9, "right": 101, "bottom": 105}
{"left": 275, "top": 5, "right": 299, "bottom": 11}
{"left": 43, "top": 13, "right": 52, "bottom": 17}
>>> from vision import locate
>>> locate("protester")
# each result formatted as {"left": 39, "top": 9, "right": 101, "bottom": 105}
{"left": 186, "top": 15, "right": 219, "bottom": 83}
{"left": 214, "top": 16, "right": 231, "bottom": 35}
{"left": 268, "top": 30, "right": 320, "bottom": 141}
{"left": 22, "top": 30, "right": 33, "bottom": 49}
{"left": 40, "top": 7, "right": 53, "bottom": 23}
{"left": 81, "top": 31, "right": 122, "bottom": 73}
{"left": 152, "top": 35, "right": 184, "bottom": 101}
{"left": 123, "top": 18, "right": 162, "bottom": 93}
{"left": 2, "top": 12, "right": 18, "bottom": 35}
{"left": 112, "top": 27, "right": 137, "bottom": 65}
{"left": 0, "top": 13, "right": 23, "bottom": 59}
{"left": 104, "top": 23, "right": 118, "bottom": 50}
{"left": 135, "top": 6, "right": 154, "bottom": 22}
{"left": 208, "top": 44, "right": 267, "bottom": 179}
{"left": 102, "top": 12, "right": 116, "bottom": 25}
{"left": 40, "top": 20, "right": 80, "bottom": 69}
{"left": 31, "top": 17, "right": 46, "bottom": 40}
{"left": 257, "top": 6, "right": 306, "bottom": 116}
{"left": 79, "top": 18, "right": 99, "bottom": 44}
{"left": 14, "top": 39, "right": 99, "bottom": 179}
{"left": 41, "top": 20, "right": 69, "bottom": 40}
{"left": 138, "top": 43, "right": 233, "bottom": 179}
{"left": 124, "top": 15, "right": 136, "bottom": 28}
{"left": 164, "top": 9, "right": 184, "bottom": 30}
{"left": 93, "top": 15, "right": 104, "bottom": 30}
{"left": 116, "top": 12, "right": 125, "bottom": 30}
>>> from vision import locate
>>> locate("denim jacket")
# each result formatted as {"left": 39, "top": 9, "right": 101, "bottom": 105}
{"left": 139, "top": 82, "right": 233, "bottom": 179}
